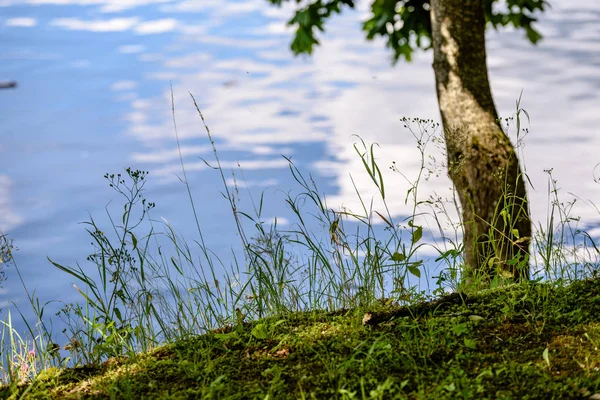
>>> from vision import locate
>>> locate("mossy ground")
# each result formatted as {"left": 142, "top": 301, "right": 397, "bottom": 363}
{"left": 3, "top": 278, "right": 600, "bottom": 399}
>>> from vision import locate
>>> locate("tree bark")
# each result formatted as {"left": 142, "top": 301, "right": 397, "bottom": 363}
{"left": 430, "top": 0, "right": 531, "bottom": 284}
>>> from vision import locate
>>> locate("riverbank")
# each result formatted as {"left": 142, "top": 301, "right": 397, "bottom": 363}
{"left": 3, "top": 277, "right": 600, "bottom": 399}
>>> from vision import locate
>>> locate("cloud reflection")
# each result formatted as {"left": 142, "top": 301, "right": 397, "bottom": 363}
{"left": 226, "top": 178, "right": 279, "bottom": 189}
{"left": 5, "top": 17, "right": 37, "bottom": 27}
{"left": 111, "top": 80, "right": 137, "bottom": 91}
{"left": 118, "top": 44, "right": 145, "bottom": 54}
{"left": 51, "top": 17, "right": 139, "bottom": 32}
{"left": 153, "top": 159, "right": 290, "bottom": 183}
{"left": 136, "top": 18, "right": 177, "bottom": 35}
{"left": 131, "top": 145, "right": 210, "bottom": 163}
{"left": 0, "top": 176, "right": 22, "bottom": 231}
{"left": 0, "top": 0, "right": 174, "bottom": 13}
{"left": 50, "top": 17, "right": 178, "bottom": 34}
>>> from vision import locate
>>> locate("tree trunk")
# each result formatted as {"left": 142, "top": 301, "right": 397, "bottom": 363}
{"left": 430, "top": 0, "right": 531, "bottom": 284}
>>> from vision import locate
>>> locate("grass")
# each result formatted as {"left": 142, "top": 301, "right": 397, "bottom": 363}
{"left": 0, "top": 91, "right": 598, "bottom": 398}
{"left": 4, "top": 279, "right": 600, "bottom": 399}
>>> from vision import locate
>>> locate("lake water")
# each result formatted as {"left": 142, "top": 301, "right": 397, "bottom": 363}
{"left": 0, "top": 0, "right": 599, "bottom": 331}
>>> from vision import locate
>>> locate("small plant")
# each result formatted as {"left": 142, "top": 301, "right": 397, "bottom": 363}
{"left": 532, "top": 168, "right": 600, "bottom": 282}
{"left": 0, "top": 229, "right": 14, "bottom": 292}
{"left": 49, "top": 168, "right": 158, "bottom": 364}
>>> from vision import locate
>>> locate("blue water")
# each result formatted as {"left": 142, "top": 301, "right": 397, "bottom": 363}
{"left": 0, "top": 0, "right": 599, "bottom": 334}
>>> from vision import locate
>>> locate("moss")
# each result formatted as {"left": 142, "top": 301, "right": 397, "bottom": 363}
{"left": 3, "top": 279, "right": 600, "bottom": 399}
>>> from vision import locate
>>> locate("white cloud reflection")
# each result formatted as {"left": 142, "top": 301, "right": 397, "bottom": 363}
{"left": 153, "top": 159, "right": 290, "bottom": 183}
{"left": 261, "top": 216, "right": 289, "bottom": 227}
{"left": 226, "top": 178, "right": 279, "bottom": 189}
{"left": 5, "top": 17, "right": 37, "bottom": 27}
{"left": 0, "top": 0, "right": 174, "bottom": 13}
{"left": 118, "top": 44, "right": 145, "bottom": 54}
{"left": 135, "top": 18, "right": 177, "bottom": 35}
{"left": 164, "top": 52, "right": 212, "bottom": 68}
{"left": 110, "top": 80, "right": 137, "bottom": 91}
{"left": 51, "top": 17, "right": 139, "bottom": 32}
{"left": 0, "top": 176, "right": 22, "bottom": 231}
{"left": 131, "top": 145, "right": 210, "bottom": 163}
{"left": 50, "top": 17, "right": 178, "bottom": 34}
{"left": 161, "top": 0, "right": 263, "bottom": 16}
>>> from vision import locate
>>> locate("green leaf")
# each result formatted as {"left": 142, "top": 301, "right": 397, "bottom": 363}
{"left": 453, "top": 323, "right": 469, "bottom": 336}
{"left": 526, "top": 26, "right": 543, "bottom": 44}
{"left": 215, "top": 331, "right": 238, "bottom": 341}
{"left": 469, "top": 315, "right": 484, "bottom": 322}
{"left": 443, "top": 382, "right": 455, "bottom": 392}
{"left": 129, "top": 232, "right": 138, "bottom": 249}
{"left": 252, "top": 323, "right": 269, "bottom": 340}
{"left": 500, "top": 209, "right": 509, "bottom": 225}
{"left": 291, "top": 26, "right": 319, "bottom": 55}
{"left": 391, "top": 252, "right": 406, "bottom": 262}
{"left": 407, "top": 261, "right": 422, "bottom": 278}
{"left": 542, "top": 347, "right": 550, "bottom": 367}
{"left": 273, "top": 319, "right": 286, "bottom": 328}
{"left": 511, "top": 228, "right": 520, "bottom": 238}
{"left": 114, "top": 307, "right": 123, "bottom": 323}
{"left": 435, "top": 248, "right": 461, "bottom": 262}
{"left": 375, "top": 211, "right": 394, "bottom": 229}
{"left": 411, "top": 225, "right": 423, "bottom": 244}
{"left": 270, "top": 0, "right": 547, "bottom": 66}
{"left": 464, "top": 338, "right": 477, "bottom": 350}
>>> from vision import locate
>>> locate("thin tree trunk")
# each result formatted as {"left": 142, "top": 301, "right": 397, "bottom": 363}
{"left": 430, "top": 0, "right": 531, "bottom": 284}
